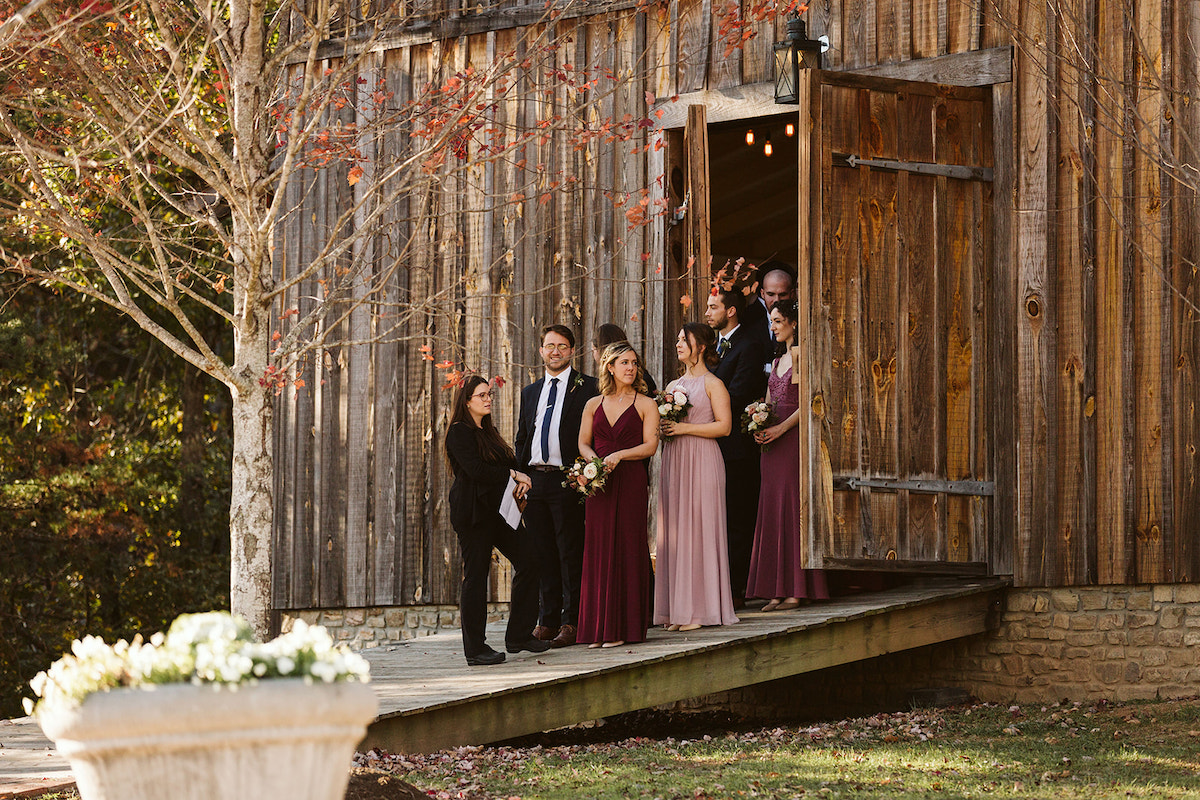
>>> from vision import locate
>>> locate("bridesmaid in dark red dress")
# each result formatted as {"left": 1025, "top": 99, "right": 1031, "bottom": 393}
{"left": 576, "top": 341, "right": 661, "bottom": 648}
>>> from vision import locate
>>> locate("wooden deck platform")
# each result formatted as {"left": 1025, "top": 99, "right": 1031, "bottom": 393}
{"left": 362, "top": 577, "right": 1007, "bottom": 753}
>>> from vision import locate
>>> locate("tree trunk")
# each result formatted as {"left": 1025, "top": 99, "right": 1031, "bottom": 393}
{"left": 228, "top": 376, "right": 274, "bottom": 638}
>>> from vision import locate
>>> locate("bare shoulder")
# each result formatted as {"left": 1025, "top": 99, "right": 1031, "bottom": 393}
{"left": 704, "top": 372, "right": 727, "bottom": 392}
{"left": 583, "top": 395, "right": 603, "bottom": 413}
{"left": 635, "top": 393, "right": 659, "bottom": 416}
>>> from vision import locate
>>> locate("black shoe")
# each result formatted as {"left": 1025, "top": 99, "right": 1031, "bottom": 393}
{"left": 505, "top": 638, "right": 552, "bottom": 654}
{"left": 465, "top": 650, "right": 506, "bottom": 666}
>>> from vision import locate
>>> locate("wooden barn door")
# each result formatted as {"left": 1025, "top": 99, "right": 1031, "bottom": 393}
{"left": 797, "top": 71, "right": 995, "bottom": 573}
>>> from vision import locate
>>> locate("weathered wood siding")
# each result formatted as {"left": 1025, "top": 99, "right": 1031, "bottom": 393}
{"left": 273, "top": 0, "right": 1200, "bottom": 609}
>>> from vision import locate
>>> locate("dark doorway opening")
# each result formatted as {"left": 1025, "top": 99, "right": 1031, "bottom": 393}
{"left": 708, "top": 114, "right": 798, "bottom": 270}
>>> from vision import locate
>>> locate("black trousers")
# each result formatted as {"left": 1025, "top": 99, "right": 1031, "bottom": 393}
{"left": 524, "top": 470, "right": 585, "bottom": 628}
{"left": 454, "top": 514, "right": 540, "bottom": 658}
{"left": 724, "top": 454, "right": 761, "bottom": 598}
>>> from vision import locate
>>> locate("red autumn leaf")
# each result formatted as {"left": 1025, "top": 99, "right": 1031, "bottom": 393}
{"left": 680, "top": 294, "right": 693, "bottom": 309}
{"left": 434, "top": 360, "right": 454, "bottom": 369}
{"left": 644, "top": 90, "right": 655, "bottom": 105}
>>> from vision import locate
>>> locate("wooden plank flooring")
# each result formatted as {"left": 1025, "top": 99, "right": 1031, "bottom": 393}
{"left": 363, "top": 577, "right": 1007, "bottom": 753}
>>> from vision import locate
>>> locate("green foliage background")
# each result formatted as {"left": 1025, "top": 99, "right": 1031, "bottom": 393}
{"left": 0, "top": 283, "right": 232, "bottom": 719}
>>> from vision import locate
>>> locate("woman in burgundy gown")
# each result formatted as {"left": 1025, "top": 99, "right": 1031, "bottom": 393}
{"left": 746, "top": 299, "right": 829, "bottom": 609}
{"left": 576, "top": 341, "right": 661, "bottom": 648}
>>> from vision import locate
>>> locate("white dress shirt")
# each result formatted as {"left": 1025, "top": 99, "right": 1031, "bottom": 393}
{"left": 531, "top": 366, "right": 573, "bottom": 466}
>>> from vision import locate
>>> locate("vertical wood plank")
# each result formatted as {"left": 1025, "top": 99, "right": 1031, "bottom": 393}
{"left": 797, "top": 70, "right": 823, "bottom": 567}
{"left": 1014, "top": 0, "right": 1055, "bottom": 586}
{"left": 685, "top": 105, "right": 712, "bottom": 280}
{"left": 989, "top": 81, "right": 1015, "bottom": 577}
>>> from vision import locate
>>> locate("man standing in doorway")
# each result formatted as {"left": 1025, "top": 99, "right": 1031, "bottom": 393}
{"left": 515, "top": 325, "right": 599, "bottom": 648}
{"left": 705, "top": 289, "right": 767, "bottom": 608}
{"left": 742, "top": 261, "right": 796, "bottom": 366}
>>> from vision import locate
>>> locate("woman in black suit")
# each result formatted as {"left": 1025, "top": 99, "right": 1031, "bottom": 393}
{"left": 445, "top": 375, "right": 550, "bottom": 665}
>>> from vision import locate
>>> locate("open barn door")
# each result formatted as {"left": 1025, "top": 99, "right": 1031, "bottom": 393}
{"left": 796, "top": 70, "right": 995, "bottom": 574}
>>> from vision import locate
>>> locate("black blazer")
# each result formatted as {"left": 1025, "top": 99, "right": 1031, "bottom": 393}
{"left": 742, "top": 298, "right": 776, "bottom": 366}
{"left": 514, "top": 370, "right": 600, "bottom": 469}
{"left": 713, "top": 324, "right": 768, "bottom": 462}
{"left": 445, "top": 421, "right": 516, "bottom": 532}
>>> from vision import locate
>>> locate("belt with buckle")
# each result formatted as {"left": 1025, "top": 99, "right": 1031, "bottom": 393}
{"left": 530, "top": 464, "right": 561, "bottom": 473}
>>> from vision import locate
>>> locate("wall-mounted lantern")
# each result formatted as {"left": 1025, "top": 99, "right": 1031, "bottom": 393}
{"left": 773, "top": 15, "right": 826, "bottom": 104}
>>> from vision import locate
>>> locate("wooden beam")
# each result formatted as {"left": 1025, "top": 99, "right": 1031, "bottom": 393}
{"left": 361, "top": 583, "right": 1005, "bottom": 753}
{"left": 655, "top": 48, "right": 1013, "bottom": 129}
{"left": 823, "top": 557, "right": 989, "bottom": 575}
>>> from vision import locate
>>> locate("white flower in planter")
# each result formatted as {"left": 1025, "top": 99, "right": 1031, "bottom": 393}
{"left": 24, "top": 611, "right": 370, "bottom": 717}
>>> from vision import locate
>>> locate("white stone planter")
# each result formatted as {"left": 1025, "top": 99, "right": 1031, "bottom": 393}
{"left": 37, "top": 679, "right": 378, "bottom": 800}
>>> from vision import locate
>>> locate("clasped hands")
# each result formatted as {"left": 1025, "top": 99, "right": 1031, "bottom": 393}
{"left": 510, "top": 470, "right": 532, "bottom": 501}
{"left": 754, "top": 424, "right": 785, "bottom": 445}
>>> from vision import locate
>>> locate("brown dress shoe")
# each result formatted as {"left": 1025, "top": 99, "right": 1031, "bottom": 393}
{"left": 550, "top": 624, "right": 577, "bottom": 648}
{"left": 532, "top": 625, "right": 559, "bottom": 641}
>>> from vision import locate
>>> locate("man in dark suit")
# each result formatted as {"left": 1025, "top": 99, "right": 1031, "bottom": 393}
{"left": 705, "top": 288, "right": 768, "bottom": 607}
{"left": 743, "top": 261, "right": 796, "bottom": 368}
{"left": 514, "top": 324, "right": 600, "bottom": 648}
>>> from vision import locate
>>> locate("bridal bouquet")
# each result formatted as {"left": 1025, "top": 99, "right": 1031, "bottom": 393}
{"left": 742, "top": 400, "right": 776, "bottom": 451}
{"left": 654, "top": 386, "right": 691, "bottom": 440}
{"left": 562, "top": 456, "right": 610, "bottom": 498}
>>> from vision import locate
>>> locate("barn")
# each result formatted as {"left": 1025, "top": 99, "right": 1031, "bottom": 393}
{"left": 274, "top": 0, "right": 1199, "bottom": 704}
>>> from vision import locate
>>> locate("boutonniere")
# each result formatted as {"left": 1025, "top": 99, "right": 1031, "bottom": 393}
{"left": 572, "top": 374, "right": 585, "bottom": 391}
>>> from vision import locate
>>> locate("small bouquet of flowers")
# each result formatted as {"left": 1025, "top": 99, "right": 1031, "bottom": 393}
{"left": 562, "top": 456, "right": 611, "bottom": 499}
{"left": 654, "top": 386, "right": 692, "bottom": 440}
{"left": 742, "top": 400, "right": 776, "bottom": 451}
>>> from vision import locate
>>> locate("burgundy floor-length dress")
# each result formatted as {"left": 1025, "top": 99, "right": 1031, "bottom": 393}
{"left": 745, "top": 362, "right": 830, "bottom": 601}
{"left": 654, "top": 374, "right": 739, "bottom": 627}
{"left": 577, "top": 402, "right": 653, "bottom": 644}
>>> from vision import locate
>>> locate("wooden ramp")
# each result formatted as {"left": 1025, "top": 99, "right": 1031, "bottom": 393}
{"left": 362, "top": 577, "right": 1007, "bottom": 753}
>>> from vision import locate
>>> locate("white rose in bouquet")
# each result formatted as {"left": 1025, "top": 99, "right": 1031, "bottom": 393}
{"left": 658, "top": 403, "right": 672, "bottom": 415}
{"left": 673, "top": 390, "right": 688, "bottom": 406}
{"left": 753, "top": 410, "right": 769, "bottom": 424}
{"left": 583, "top": 462, "right": 599, "bottom": 480}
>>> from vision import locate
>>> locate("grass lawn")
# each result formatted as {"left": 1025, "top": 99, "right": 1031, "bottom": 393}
{"left": 360, "top": 696, "right": 1200, "bottom": 799}
{"left": 28, "top": 697, "right": 1200, "bottom": 799}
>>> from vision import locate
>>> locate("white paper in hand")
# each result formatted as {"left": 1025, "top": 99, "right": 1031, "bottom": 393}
{"left": 499, "top": 476, "right": 523, "bottom": 529}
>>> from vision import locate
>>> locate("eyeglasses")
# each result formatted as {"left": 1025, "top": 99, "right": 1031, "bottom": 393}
{"left": 471, "top": 390, "right": 494, "bottom": 400}
{"left": 541, "top": 343, "right": 572, "bottom": 352}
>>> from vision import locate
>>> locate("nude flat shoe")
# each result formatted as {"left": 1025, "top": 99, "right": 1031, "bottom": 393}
{"left": 678, "top": 623, "right": 701, "bottom": 632}
{"left": 587, "top": 642, "right": 602, "bottom": 648}
{"left": 601, "top": 641, "right": 625, "bottom": 648}
{"left": 665, "top": 624, "right": 680, "bottom": 631}
{"left": 761, "top": 599, "right": 782, "bottom": 612}
{"left": 774, "top": 598, "right": 802, "bottom": 611}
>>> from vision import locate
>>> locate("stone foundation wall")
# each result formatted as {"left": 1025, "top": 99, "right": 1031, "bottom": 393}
{"left": 281, "top": 603, "right": 508, "bottom": 648}
{"left": 697, "top": 584, "right": 1200, "bottom": 719}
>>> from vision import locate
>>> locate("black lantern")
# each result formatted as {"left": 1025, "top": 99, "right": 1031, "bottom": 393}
{"left": 773, "top": 15, "right": 824, "bottom": 104}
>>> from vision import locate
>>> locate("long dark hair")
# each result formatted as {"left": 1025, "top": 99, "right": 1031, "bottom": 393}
{"left": 771, "top": 298, "right": 800, "bottom": 358}
{"left": 680, "top": 321, "right": 718, "bottom": 370}
{"left": 446, "top": 375, "right": 514, "bottom": 474}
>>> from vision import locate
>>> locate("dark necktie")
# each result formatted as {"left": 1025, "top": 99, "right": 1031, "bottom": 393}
{"left": 716, "top": 337, "right": 730, "bottom": 359}
{"left": 539, "top": 377, "right": 559, "bottom": 463}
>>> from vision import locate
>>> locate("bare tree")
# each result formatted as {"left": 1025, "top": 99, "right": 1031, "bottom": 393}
{"left": 0, "top": 0, "right": 676, "bottom": 635}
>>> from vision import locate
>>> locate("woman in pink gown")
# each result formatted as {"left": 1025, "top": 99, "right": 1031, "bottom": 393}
{"left": 654, "top": 322, "right": 739, "bottom": 631}
{"left": 576, "top": 342, "right": 661, "bottom": 648}
{"left": 746, "top": 299, "right": 829, "bottom": 609}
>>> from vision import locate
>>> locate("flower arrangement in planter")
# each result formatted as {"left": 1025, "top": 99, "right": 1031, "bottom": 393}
{"left": 26, "top": 612, "right": 377, "bottom": 800}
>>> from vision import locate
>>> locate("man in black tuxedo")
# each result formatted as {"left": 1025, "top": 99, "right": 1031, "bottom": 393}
{"left": 742, "top": 261, "right": 796, "bottom": 368}
{"left": 514, "top": 324, "right": 599, "bottom": 648}
{"left": 705, "top": 288, "right": 767, "bottom": 607}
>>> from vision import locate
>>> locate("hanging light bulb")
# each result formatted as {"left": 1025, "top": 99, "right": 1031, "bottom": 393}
{"left": 764, "top": 136, "right": 773, "bottom": 156}
{"left": 745, "top": 129, "right": 755, "bottom": 146}
{"left": 785, "top": 122, "right": 795, "bottom": 137}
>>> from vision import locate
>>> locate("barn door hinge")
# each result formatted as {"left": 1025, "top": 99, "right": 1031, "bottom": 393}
{"left": 833, "top": 476, "right": 995, "bottom": 496}
{"left": 835, "top": 153, "right": 994, "bottom": 182}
